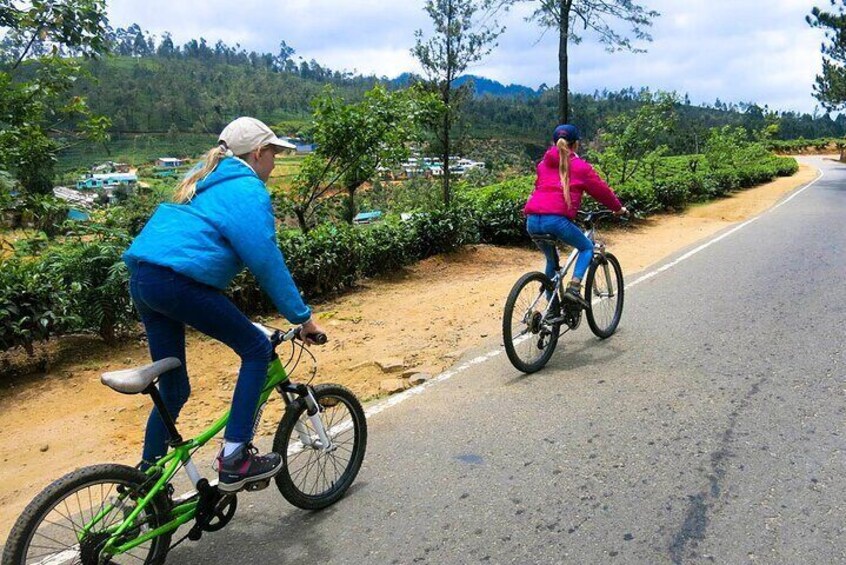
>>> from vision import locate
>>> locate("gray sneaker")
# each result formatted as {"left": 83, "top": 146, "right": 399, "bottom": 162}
{"left": 563, "top": 283, "right": 589, "bottom": 310}
{"left": 217, "top": 444, "right": 282, "bottom": 492}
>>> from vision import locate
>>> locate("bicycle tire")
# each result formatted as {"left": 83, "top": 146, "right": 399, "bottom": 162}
{"left": 585, "top": 252, "right": 625, "bottom": 338}
{"left": 3, "top": 464, "right": 171, "bottom": 565}
{"left": 272, "top": 384, "right": 367, "bottom": 510}
{"left": 502, "top": 271, "right": 561, "bottom": 373}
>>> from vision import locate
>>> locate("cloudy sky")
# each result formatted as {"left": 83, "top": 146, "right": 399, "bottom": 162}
{"left": 108, "top": 0, "right": 827, "bottom": 114}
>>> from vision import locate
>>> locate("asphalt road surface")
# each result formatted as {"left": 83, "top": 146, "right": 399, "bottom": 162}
{"left": 171, "top": 156, "right": 845, "bottom": 564}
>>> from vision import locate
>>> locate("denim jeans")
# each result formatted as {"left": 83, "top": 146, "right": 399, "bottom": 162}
{"left": 526, "top": 214, "right": 594, "bottom": 281}
{"left": 129, "top": 262, "right": 272, "bottom": 464}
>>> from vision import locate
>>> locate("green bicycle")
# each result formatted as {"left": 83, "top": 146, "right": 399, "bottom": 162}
{"left": 3, "top": 324, "right": 367, "bottom": 564}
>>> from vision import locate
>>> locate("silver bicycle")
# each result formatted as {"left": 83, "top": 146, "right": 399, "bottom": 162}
{"left": 502, "top": 210, "right": 625, "bottom": 373}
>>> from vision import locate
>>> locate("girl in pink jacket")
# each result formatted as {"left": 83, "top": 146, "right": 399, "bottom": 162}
{"left": 524, "top": 124, "right": 627, "bottom": 308}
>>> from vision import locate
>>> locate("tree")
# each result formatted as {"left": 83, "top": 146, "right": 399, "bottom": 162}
{"left": 808, "top": 2, "right": 846, "bottom": 110}
{"left": 520, "top": 0, "right": 659, "bottom": 123}
{"left": 412, "top": 0, "right": 504, "bottom": 204}
{"left": 287, "top": 85, "right": 442, "bottom": 231}
{"left": 0, "top": 0, "right": 111, "bottom": 193}
{"left": 598, "top": 90, "right": 677, "bottom": 185}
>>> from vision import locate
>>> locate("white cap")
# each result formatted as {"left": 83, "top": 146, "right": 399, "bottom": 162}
{"left": 218, "top": 117, "right": 296, "bottom": 155}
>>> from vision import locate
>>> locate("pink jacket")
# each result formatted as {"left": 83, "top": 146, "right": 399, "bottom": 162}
{"left": 524, "top": 146, "right": 622, "bottom": 219}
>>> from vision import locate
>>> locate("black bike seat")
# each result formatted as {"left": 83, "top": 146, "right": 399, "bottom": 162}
{"left": 530, "top": 234, "right": 559, "bottom": 245}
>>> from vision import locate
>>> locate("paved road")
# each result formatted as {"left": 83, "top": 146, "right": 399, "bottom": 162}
{"left": 172, "top": 156, "right": 845, "bottom": 564}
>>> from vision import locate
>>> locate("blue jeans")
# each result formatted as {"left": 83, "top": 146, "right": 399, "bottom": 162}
{"left": 130, "top": 262, "right": 272, "bottom": 465}
{"left": 526, "top": 214, "right": 594, "bottom": 281}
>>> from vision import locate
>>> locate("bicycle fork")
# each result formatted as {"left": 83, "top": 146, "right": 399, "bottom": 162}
{"left": 278, "top": 382, "right": 337, "bottom": 454}
{"left": 592, "top": 243, "right": 616, "bottom": 300}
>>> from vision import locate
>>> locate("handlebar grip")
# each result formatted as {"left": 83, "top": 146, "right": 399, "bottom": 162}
{"left": 306, "top": 332, "right": 328, "bottom": 345}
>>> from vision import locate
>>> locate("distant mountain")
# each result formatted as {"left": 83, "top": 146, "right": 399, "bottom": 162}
{"left": 454, "top": 75, "right": 540, "bottom": 98}
{"left": 390, "top": 73, "right": 539, "bottom": 99}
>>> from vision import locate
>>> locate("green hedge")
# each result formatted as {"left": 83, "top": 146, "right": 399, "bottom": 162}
{"left": 0, "top": 153, "right": 799, "bottom": 354}
{"left": 459, "top": 153, "right": 798, "bottom": 245}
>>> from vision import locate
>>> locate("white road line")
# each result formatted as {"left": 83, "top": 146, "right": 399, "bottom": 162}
{"left": 359, "top": 166, "right": 825, "bottom": 420}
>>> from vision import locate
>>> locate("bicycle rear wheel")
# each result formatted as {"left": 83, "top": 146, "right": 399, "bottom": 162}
{"left": 3, "top": 464, "right": 171, "bottom": 565}
{"left": 502, "top": 271, "right": 561, "bottom": 373}
{"left": 585, "top": 252, "right": 625, "bottom": 338}
{"left": 272, "top": 384, "right": 367, "bottom": 510}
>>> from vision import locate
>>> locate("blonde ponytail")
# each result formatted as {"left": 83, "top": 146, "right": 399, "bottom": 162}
{"left": 556, "top": 138, "right": 573, "bottom": 209}
{"left": 173, "top": 144, "right": 232, "bottom": 203}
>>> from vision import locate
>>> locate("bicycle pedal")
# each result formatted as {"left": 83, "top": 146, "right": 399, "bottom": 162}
{"left": 245, "top": 479, "right": 271, "bottom": 492}
{"left": 187, "top": 525, "right": 203, "bottom": 541}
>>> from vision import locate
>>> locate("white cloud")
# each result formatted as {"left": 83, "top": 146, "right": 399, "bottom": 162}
{"left": 107, "top": 0, "right": 829, "bottom": 113}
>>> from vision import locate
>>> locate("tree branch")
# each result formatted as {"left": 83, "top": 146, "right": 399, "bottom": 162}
{"left": 11, "top": 29, "right": 40, "bottom": 71}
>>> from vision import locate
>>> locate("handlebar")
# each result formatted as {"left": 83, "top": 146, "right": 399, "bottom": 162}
{"left": 252, "top": 323, "right": 327, "bottom": 347}
{"left": 577, "top": 208, "right": 630, "bottom": 226}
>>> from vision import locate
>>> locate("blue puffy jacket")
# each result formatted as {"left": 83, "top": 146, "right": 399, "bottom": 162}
{"left": 123, "top": 157, "right": 311, "bottom": 324}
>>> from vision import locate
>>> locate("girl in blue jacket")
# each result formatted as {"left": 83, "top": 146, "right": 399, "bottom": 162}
{"left": 124, "top": 117, "right": 325, "bottom": 492}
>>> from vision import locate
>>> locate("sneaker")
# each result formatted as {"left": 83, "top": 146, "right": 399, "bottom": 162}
{"left": 563, "top": 283, "right": 589, "bottom": 310}
{"left": 217, "top": 444, "right": 283, "bottom": 492}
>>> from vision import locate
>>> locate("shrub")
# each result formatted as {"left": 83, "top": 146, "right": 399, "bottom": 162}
{"left": 653, "top": 179, "right": 690, "bottom": 210}
{"left": 0, "top": 258, "right": 76, "bottom": 354}
{"left": 460, "top": 176, "right": 533, "bottom": 245}
{"left": 39, "top": 225, "right": 134, "bottom": 343}
{"left": 406, "top": 205, "right": 479, "bottom": 258}
{"left": 280, "top": 224, "right": 359, "bottom": 296}
{"left": 358, "top": 219, "right": 416, "bottom": 278}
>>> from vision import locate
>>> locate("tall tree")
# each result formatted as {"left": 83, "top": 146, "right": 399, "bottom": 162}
{"left": 0, "top": 0, "right": 111, "bottom": 193}
{"left": 521, "top": 0, "right": 659, "bottom": 124}
{"left": 808, "top": 2, "right": 846, "bottom": 110}
{"left": 412, "top": 0, "right": 504, "bottom": 204}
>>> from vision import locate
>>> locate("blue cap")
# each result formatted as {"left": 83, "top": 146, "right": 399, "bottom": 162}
{"left": 553, "top": 124, "right": 580, "bottom": 143}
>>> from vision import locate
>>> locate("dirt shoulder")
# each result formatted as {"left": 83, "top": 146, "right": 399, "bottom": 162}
{"left": 0, "top": 162, "right": 819, "bottom": 539}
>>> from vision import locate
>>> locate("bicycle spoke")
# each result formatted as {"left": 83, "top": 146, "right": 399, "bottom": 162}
{"left": 19, "top": 475, "right": 163, "bottom": 565}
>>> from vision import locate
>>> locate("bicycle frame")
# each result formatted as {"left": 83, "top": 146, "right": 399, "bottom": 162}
{"left": 525, "top": 216, "right": 621, "bottom": 332}
{"left": 90, "top": 355, "right": 312, "bottom": 557}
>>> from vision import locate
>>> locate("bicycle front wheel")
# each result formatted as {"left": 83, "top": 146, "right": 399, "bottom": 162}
{"left": 273, "top": 384, "right": 367, "bottom": 510}
{"left": 3, "top": 464, "right": 171, "bottom": 565}
{"left": 585, "top": 252, "right": 625, "bottom": 338}
{"left": 502, "top": 271, "right": 561, "bottom": 373}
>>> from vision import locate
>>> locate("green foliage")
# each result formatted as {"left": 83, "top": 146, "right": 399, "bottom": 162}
{"left": 598, "top": 91, "right": 678, "bottom": 185}
{"left": 0, "top": 0, "right": 111, "bottom": 193}
{"left": 288, "top": 84, "right": 442, "bottom": 230}
{"left": 703, "top": 126, "right": 752, "bottom": 170}
{"left": 96, "top": 191, "right": 161, "bottom": 236}
{"left": 39, "top": 224, "right": 133, "bottom": 342}
{"left": 459, "top": 176, "right": 533, "bottom": 245}
{"left": 808, "top": 2, "right": 846, "bottom": 111}
{"left": 56, "top": 132, "right": 212, "bottom": 172}
{"left": 406, "top": 205, "right": 479, "bottom": 257}
{"left": 0, "top": 257, "right": 76, "bottom": 354}
{"left": 0, "top": 169, "right": 18, "bottom": 208}
{"left": 412, "top": 0, "right": 504, "bottom": 204}
{"left": 19, "top": 193, "right": 69, "bottom": 237}
{"left": 765, "top": 137, "right": 841, "bottom": 153}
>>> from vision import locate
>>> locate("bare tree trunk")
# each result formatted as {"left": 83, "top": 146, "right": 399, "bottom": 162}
{"left": 443, "top": 0, "right": 454, "bottom": 206}
{"left": 344, "top": 185, "right": 357, "bottom": 224}
{"left": 443, "top": 98, "right": 451, "bottom": 205}
{"left": 294, "top": 208, "right": 309, "bottom": 233}
{"left": 558, "top": 0, "right": 572, "bottom": 124}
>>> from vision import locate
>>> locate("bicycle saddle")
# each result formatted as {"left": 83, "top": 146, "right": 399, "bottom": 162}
{"left": 101, "top": 357, "right": 182, "bottom": 394}
{"left": 530, "top": 234, "right": 558, "bottom": 244}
